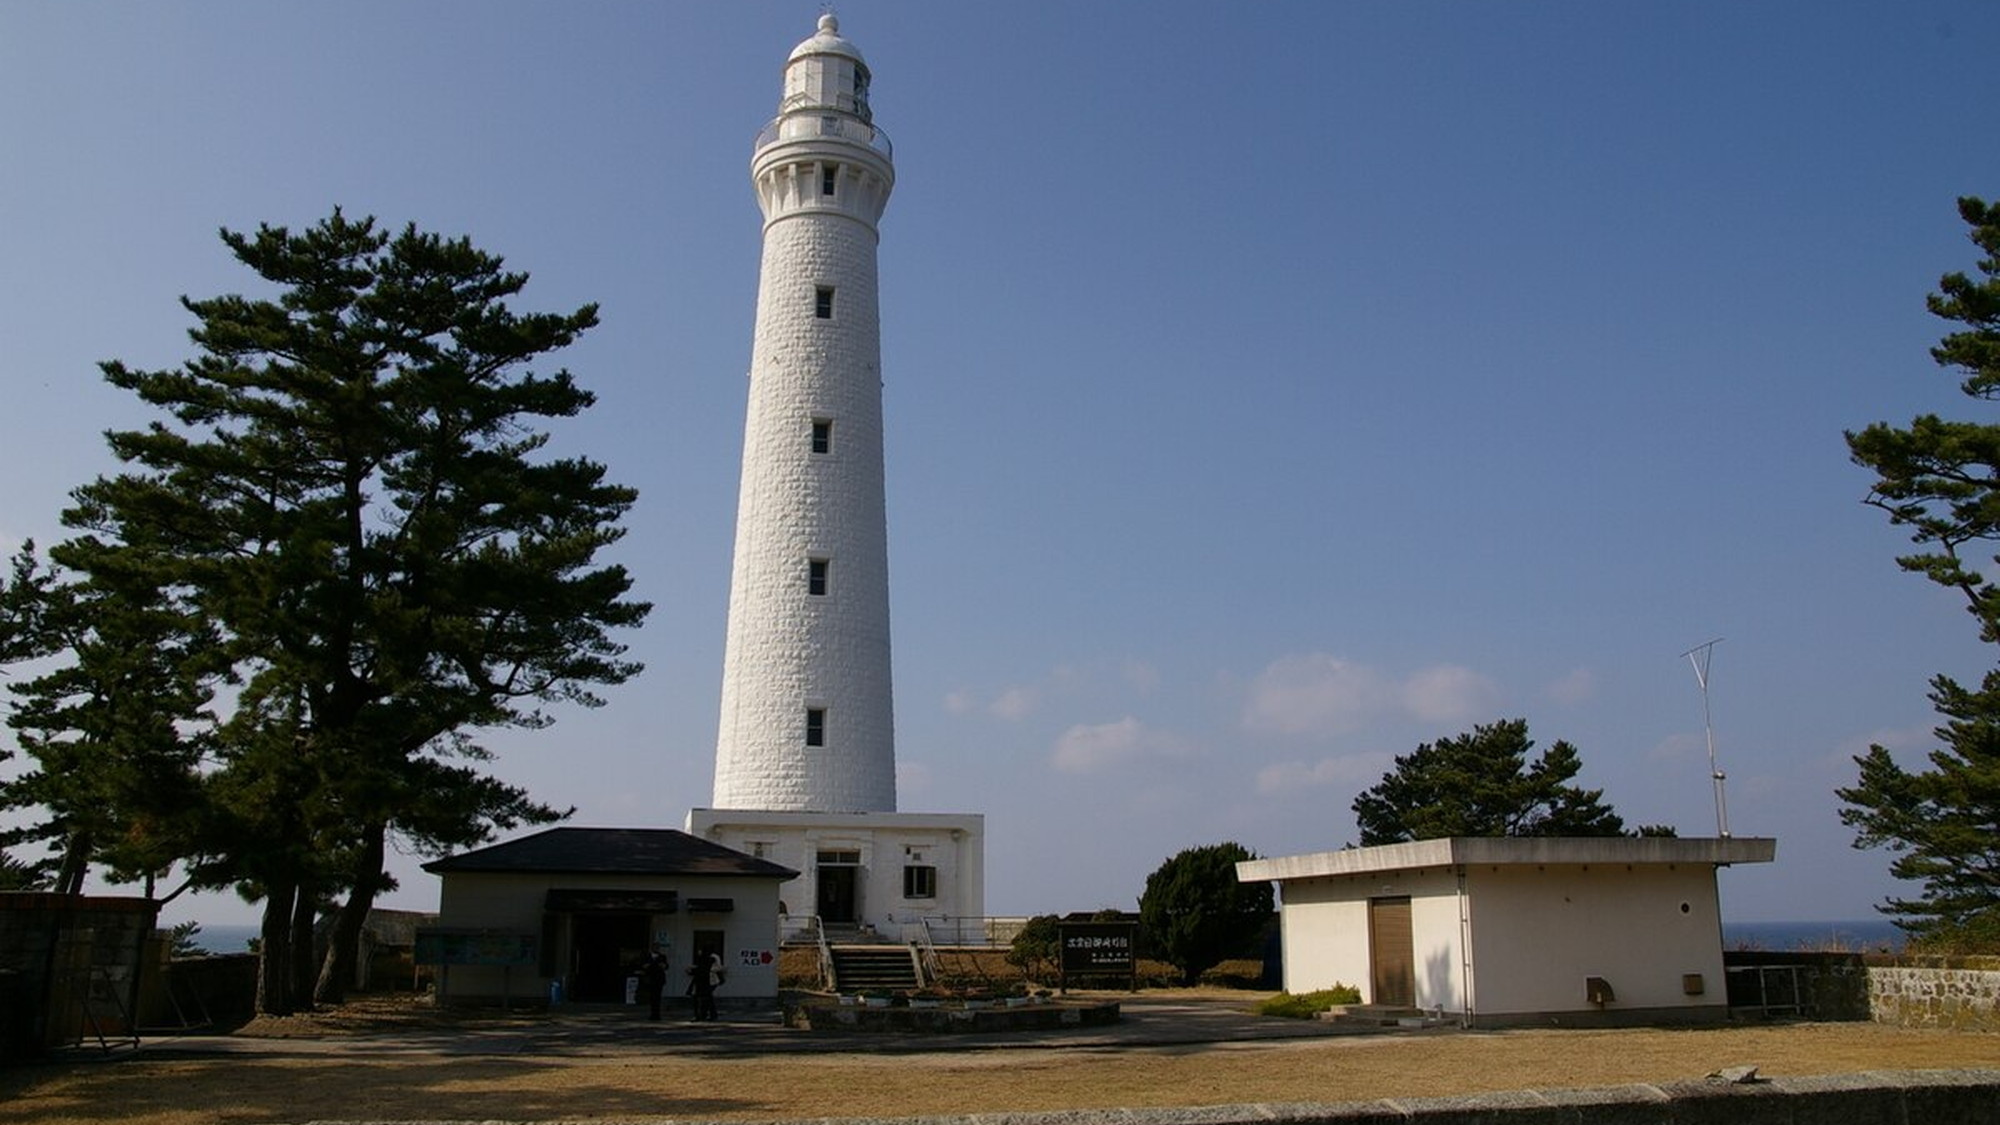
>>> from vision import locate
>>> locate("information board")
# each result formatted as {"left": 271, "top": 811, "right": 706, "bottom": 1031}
{"left": 414, "top": 929, "right": 538, "bottom": 966}
{"left": 1059, "top": 920, "right": 1137, "bottom": 989}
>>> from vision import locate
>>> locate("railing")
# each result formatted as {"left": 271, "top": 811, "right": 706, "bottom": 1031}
{"left": 753, "top": 114, "right": 893, "bottom": 160}
{"left": 786, "top": 915, "right": 836, "bottom": 991}
{"left": 901, "top": 916, "right": 1030, "bottom": 949}
{"left": 905, "top": 920, "right": 940, "bottom": 986}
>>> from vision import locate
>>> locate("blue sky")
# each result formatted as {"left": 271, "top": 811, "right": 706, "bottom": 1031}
{"left": 4, "top": 2, "right": 1998, "bottom": 928}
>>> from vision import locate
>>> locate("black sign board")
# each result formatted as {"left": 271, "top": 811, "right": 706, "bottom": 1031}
{"left": 1058, "top": 921, "right": 1137, "bottom": 991}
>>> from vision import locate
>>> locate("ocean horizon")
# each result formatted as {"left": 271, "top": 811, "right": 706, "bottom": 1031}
{"left": 180, "top": 918, "right": 1909, "bottom": 956}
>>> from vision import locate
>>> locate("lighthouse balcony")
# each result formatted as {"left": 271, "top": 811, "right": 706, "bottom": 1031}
{"left": 755, "top": 114, "right": 892, "bottom": 161}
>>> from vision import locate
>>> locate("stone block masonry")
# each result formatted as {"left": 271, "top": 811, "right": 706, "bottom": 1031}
{"left": 1869, "top": 958, "right": 2000, "bottom": 1032}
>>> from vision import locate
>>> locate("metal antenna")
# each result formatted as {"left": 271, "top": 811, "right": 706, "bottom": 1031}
{"left": 1680, "top": 638, "right": 1730, "bottom": 837}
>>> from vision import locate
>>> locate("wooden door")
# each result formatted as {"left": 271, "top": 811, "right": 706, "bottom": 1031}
{"left": 1368, "top": 897, "right": 1415, "bottom": 1007}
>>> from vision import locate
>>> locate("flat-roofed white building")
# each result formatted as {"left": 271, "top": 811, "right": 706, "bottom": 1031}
{"left": 1238, "top": 836, "right": 1776, "bottom": 1027}
{"left": 423, "top": 827, "right": 797, "bottom": 1009}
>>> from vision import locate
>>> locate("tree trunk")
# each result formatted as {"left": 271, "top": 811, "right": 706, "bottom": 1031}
{"left": 54, "top": 833, "right": 91, "bottom": 895}
{"left": 255, "top": 882, "right": 296, "bottom": 1015}
{"left": 289, "top": 882, "right": 318, "bottom": 1012}
{"left": 315, "top": 823, "right": 387, "bottom": 1005}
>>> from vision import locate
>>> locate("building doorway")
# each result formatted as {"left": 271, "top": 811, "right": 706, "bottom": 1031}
{"left": 1368, "top": 896, "right": 1415, "bottom": 1007}
{"left": 569, "top": 912, "right": 648, "bottom": 1002}
{"left": 816, "top": 851, "right": 859, "bottom": 924}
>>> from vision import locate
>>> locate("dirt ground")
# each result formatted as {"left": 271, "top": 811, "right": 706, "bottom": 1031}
{"left": 4, "top": 991, "right": 1997, "bottom": 1125}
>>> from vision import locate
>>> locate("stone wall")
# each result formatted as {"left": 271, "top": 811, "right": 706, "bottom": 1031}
{"left": 1868, "top": 957, "right": 2000, "bottom": 1032}
{"left": 1723, "top": 950, "right": 2000, "bottom": 1030}
{"left": 0, "top": 892, "right": 160, "bottom": 1056}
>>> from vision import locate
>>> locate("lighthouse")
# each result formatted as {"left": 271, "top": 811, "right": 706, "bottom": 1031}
{"left": 690, "top": 16, "right": 983, "bottom": 940}
{"left": 712, "top": 12, "right": 896, "bottom": 814}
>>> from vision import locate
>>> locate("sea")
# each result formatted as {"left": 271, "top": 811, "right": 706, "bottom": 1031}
{"left": 1720, "top": 919, "right": 1906, "bottom": 953}
{"left": 178, "top": 919, "right": 1908, "bottom": 955}
{"left": 183, "top": 922, "right": 262, "bottom": 955}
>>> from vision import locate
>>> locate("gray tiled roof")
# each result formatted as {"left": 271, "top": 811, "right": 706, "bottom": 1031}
{"left": 422, "top": 827, "right": 799, "bottom": 880}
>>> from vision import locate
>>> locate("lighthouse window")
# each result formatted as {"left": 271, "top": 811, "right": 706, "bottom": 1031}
{"left": 808, "top": 558, "right": 828, "bottom": 596}
{"left": 903, "top": 865, "right": 937, "bottom": 900}
{"left": 821, "top": 165, "right": 837, "bottom": 196}
{"left": 815, "top": 287, "right": 834, "bottom": 319}
{"left": 811, "top": 419, "right": 831, "bottom": 453}
{"left": 805, "top": 708, "right": 826, "bottom": 747}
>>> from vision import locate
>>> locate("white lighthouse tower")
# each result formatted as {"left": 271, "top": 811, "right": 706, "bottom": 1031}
{"left": 711, "top": 11, "right": 897, "bottom": 815}
{"left": 690, "top": 16, "right": 983, "bottom": 940}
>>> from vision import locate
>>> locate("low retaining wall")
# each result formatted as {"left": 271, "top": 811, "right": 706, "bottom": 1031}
{"left": 332, "top": 1069, "right": 2000, "bottom": 1124}
{"left": 1869, "top": 958, "right": 2000, "bottom": 1032}
{"left": 1723, "top": 951, "right": 2000, "bottom": 1030}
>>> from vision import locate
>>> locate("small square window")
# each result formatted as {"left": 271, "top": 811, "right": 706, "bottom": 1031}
{"left": 903, "top": 865, "right": 937, "bottom": 899}
{"left": 821, "top": 165, "right": 837, "bottom": 196}
{"left": 815, "top": 287, "right": 834, "bottom": 319}
{"left": 805, "top": 707, "right": 826, "bottom": 748}
{"left": 808, "top": 558, "right": 828, "bottom": 596}
{"left": 811, "top": 419, "right": 831, "bottom": 454}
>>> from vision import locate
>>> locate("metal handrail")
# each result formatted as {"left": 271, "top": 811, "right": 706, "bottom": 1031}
{"left": 803, "top": 915, "right": 836, "bottom": 991}
{"left": 906, "top": 920, "right": 940, "bottom": 986}
{"left": 753, "top": 114, "right": 893, "bottom": 160}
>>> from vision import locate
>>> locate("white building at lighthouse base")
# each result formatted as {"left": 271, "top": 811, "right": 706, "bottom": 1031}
{"left": 685, "top": 807, "right": 984, "bottom": 941}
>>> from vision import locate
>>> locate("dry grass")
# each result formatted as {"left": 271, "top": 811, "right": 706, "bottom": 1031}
{"left": 3, "top": 993, "right": 1996, "bottom": 1125}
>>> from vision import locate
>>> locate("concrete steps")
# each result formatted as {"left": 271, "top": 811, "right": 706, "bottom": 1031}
{"left": 1319, "top": 1004, "right": 1448, "bottom": 1028}
{"left": 827, "top": 945, "right": 921, "bottom": 992}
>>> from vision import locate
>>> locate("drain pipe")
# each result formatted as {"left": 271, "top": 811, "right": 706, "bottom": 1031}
{"left": 1455, "top": 866, "right": 1475, "bottom": 1028}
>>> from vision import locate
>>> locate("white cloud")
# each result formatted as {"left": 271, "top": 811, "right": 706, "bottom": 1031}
{"left": 1254, "top": 751, "right": 1395, "bottom": 795}
{"left": 1242, "top": 653, "right": 1503, "bottom": 737}
{"left": 989, "top": 686, "right": 1039, "bottom": 721}
{"left": 1241, "top": 653, "right": 1394, "bottom": 735}
{"left": 1401, "top": 664, "right": 1501, "bottom": 724}
{"left": 1545, "top": 667, "right": 1596, "bottom": 706}
{"left": 943, "top": 689, "right": 978, "bottom": 716}
{"left": 1051, "top": 716, "right": 1190, "bottom": 774}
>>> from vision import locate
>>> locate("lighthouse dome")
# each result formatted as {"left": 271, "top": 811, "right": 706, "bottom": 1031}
{"left": 788, "top": 14, "right": 865, "bottom": 66}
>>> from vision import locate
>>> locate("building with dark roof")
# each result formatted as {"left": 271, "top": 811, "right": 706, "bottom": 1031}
{"left": 421, "top": 827, "right": 797, "bottom": 1007}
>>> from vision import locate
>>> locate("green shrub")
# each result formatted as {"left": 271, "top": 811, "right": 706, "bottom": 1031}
{"left": 1197, "top": 959, "right": 1268, "bottom": 989}
{"left": 1258, "top": 986, "right": 1361, "bottom": 1019}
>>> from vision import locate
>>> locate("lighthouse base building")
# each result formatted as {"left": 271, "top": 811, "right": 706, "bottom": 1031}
{"left": 685, "top": 808, "right": 984, "bottom": 942}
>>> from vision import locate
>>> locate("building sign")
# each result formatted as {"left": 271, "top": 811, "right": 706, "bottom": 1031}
{"left": 1059, "top": 921, "right": 1137, "bottom": 975}
{"left": 414, "top": 928, "right": 538, "bottom": 966}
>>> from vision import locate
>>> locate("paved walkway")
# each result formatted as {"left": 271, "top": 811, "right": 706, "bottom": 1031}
{"left": 115, "top": 994, "right": 1433, "bottom": 1061}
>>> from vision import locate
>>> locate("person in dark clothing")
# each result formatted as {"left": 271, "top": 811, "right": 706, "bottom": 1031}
{"left": 688, "top": 949, "right": 722, "bottom": 1021}
{"left": 636, "top": 946, "right": 669, "bottom": 1020}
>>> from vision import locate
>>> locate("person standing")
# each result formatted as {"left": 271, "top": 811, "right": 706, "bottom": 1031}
{"left": 688, "top": 948, "right": 722, "bottom": 1021}
{"left": 636, "top": 946, "right": 669, "bottom": 1021}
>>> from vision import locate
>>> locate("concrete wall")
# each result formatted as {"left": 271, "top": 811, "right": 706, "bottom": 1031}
{"left": 434, "top": 871, "right": 786, "bottom": 1003}
{"left": 1466, "top": 863, "right": 1727, "bottom": 1024}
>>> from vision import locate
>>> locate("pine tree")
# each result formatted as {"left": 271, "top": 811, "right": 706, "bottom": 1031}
{"left": 1841, "top": 196, "right": 2000, "bottom": 948}
{"left": 1351, "top": 719, "right": 1627, "bottom": 845}
{"left": 28, "top": 211, "right": 649, "bottom": 1011}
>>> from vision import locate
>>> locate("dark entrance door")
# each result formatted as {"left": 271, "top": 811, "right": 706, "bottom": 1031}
{"left": 569, "top": 912, "right": 648, "bottom": 1002}
{"left": 1368, "top": 896, "right": 1415, "bottom": 1007}
{"left": 816, "top": 861, "right": 858, "bottom": 924}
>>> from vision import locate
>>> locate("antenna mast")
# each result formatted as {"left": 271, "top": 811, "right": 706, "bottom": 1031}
{"left": 1680, "top": 638, "right": 1729, "bottom": 837}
